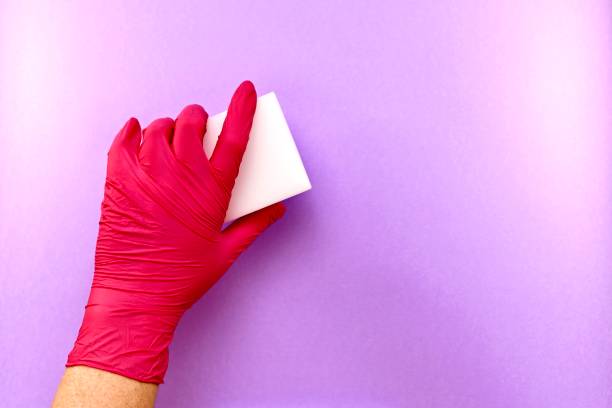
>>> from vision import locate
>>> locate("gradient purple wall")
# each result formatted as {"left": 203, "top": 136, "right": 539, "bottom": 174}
{"left": 1, "top": 1, "right": 611, "bottom": 406}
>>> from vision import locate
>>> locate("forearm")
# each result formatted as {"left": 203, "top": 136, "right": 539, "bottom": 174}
{"left": 52, "top": 366, "right": 157, "bottom": 408}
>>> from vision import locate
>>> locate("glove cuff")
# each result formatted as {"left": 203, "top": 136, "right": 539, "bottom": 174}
{"left": 66, "top": 297, "right": 181, "bottom": 384}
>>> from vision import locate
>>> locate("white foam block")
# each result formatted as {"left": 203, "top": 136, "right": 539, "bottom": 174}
{"left": 205, "top": 92, "right": 312, "bottom": 222}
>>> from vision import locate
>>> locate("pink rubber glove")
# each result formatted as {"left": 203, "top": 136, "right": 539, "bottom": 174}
{"left": 66, "top": 81, "right": 286, "bottom": 384}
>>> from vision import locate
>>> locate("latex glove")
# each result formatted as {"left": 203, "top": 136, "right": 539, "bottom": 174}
{"left": 66, "top": 81, "right": 286, "bottom": 384}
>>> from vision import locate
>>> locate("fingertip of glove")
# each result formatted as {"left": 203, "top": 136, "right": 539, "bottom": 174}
{"left": 237, "top": 80, "right": 256, "bottom": 96}
{"left": 177, "top": 104, "right": 208, "bottom": 121}
{"left": 143, "top": 117, "right": 175, "bottom": 139}
{"left": 124, "top": 117, "right": 141, "bottom": 133}
{"left": 268, "top": 202, "right": 286, "bottom": 222}
{"left": 111, "top": 117, "right": 141, "bottom": 153}
{"left": 232, "top": 80, "right": 257, "bottom": 110}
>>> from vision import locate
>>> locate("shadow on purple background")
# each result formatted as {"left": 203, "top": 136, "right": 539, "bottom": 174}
{"left": 0, "top": 1, "right": 611, "bottom": 407}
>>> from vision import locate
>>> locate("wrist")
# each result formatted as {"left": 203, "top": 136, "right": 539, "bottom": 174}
{"left": 67, "top": 288, "right": 183, "bottom": 384}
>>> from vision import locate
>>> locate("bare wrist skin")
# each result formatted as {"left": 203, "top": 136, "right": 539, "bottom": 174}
{"left": 52, "top": 366, "right": 158, "bottom": 408}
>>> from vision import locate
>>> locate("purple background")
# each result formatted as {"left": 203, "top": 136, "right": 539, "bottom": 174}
{"left": 1, "top": 1, "right": 611, "bottom": 406}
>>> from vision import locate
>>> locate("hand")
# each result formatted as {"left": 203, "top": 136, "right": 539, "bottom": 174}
{"left": 66, "top": 81, "right": 286, "bottom": 384}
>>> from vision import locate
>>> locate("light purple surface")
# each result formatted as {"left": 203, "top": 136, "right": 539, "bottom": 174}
{"left": 1, "top": 1, "right": 611, "bottom": 406}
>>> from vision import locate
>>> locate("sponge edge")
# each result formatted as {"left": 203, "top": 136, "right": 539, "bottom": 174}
{"left": 205, "top": 92, "right": 312, "bottom": 223}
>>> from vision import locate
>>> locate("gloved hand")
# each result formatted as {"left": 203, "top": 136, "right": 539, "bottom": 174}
{"left": 66, "top": 81, "right": 286, "bottom": 384}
